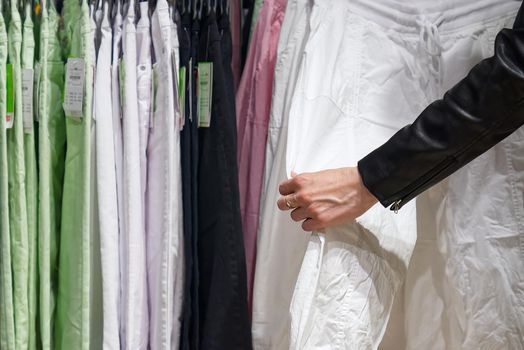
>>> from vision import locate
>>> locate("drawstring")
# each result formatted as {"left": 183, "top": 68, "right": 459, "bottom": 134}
{"left": 417, "top": 16, "right": 444, "bottom": 95}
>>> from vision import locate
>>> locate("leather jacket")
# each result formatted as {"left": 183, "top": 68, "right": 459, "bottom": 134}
{"left": 358, "top": 2, "right": 524, "bottom": 211}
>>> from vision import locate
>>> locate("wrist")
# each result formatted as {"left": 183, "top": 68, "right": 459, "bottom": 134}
{"left": 353, "top": 167, "right": 378, "bottom": 207}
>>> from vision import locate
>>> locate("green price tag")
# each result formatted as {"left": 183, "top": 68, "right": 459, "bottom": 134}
{"left": 6, "top": 63, "right": 14, "bottom": 128}
{"left": 197, "top": 62, "right": 213, "bottom": 128}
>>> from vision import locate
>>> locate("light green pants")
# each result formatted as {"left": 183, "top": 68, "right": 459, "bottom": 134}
{"left": 55, "top": 0, "right": 94, "bottom": 348}
{"left": 37, "top": 3, "right": 66, "bottom": 350}
{"left": 7, "top": 4, "right": 30, "bottom": 349}
{"left": 0, "top": 10, "right": 15, "bottom": 350}
{"left": 22, "top": 4, "right": 38, "bottom": 349}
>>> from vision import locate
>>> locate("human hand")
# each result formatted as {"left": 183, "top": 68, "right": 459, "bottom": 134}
{"left": 277, "top": 167, "right": 378, "bottom": 232}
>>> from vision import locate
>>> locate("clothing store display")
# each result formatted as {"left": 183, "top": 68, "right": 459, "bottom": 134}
{"left": 1, "top": 0, "right": 523, "bottom": 348}
{"left": 236, "top": 0, "right": 285, "bottom": 312}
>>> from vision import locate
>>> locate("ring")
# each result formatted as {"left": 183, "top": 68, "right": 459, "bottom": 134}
{"left": 285, "top": 196, "right": 294, "bottom": 209}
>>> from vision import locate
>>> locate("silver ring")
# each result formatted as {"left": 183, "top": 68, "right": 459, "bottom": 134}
{"left": 285, "top": 197, "right": 293, "bottom": 209}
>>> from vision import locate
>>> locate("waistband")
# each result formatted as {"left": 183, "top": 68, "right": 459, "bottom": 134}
{"left": 336, "top": 0, "right": 521, "bottom": 35}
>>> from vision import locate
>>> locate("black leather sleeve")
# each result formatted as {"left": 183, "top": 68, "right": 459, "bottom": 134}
{"left": 357, "top": 3, "right": 524, "bottom": 211}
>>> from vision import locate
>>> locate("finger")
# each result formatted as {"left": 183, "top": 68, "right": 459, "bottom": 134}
{"left": 290, "top": 207, "right": 308, "bottom": 222}
{"left": 277, "top": 196, "right": 288, "bottom": 211}
{"left": 291, "top": 171, "right": 298, "bottom": 177}
{"left": 302, "top": 218, "right": 324, "bottom": 232}
{"left": 277, "top": 195, "right": 297, "bottom": 211}
{"left": 279, "top": 177, "right": 299, "bottom": 196}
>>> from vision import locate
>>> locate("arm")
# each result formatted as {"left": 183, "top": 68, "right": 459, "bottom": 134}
{"left": 359, "top": 3, "right": 524, "bottom": 210}
{"left": 278, "top": 3, "right": 524, "bottom": 231}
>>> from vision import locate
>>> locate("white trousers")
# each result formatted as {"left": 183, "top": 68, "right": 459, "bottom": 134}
{"left": 251, "top": 0, "right": 312, "bottom": 348}
{"left": 121, "top": 2, "right": 149, "bottom": 348}
{"left": 285, "top": 0, "right": 523, "bottom": 349}
{"left": 94, "top": 3, "right": 120, "bottom": 349}
{"left": 147, "top": 0, "right": 183, "bottom": 348}
{"left": 383, "top": 3, "right": 524, "bottom": 349}
{"left": 136, "top": 2, "right": 152, "bottom": 215}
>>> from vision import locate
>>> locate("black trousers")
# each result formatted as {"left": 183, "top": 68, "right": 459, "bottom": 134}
{"left": 196, "top": 11, "right": 253, "bottom": 350}
{"left": 180, "top": 12, "right": 201, "bottom": 350}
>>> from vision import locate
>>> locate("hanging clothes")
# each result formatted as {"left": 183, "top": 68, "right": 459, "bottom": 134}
{"left": 36, "top": 2, "right": 66, "bottom": 349}
{"left": 55, "top": 0, "right": 95, "bottom": 347}
{"left": 21, "top": 3, "right": 38, "bottom": 348}
{"left": 169, "top": 7, "right": 185, "bottom": 347}
{"left": 110, "top": 4, "right": 126, "bottom": 324}
{"left": 120, "top": 0, "right": 149, "bottom": 347}
{"left": 7, "top": 1, "right": 31, "bottom": 347}
{"left": 380, "top": 2, "right": 524, "bottom": 349}
{"left": 146, "top": 0, "right": 183, "bottom": 347}
{"left": 136, "top": 1, "right": 151, "bottom": 212}
{"left": 94, "top": 1, "right": 120, "bottom": 348}
{"left": 196, "top": 9, "right": 252, "bottom": 349}
{"left": 0, "top": 6, "right": 15, "bottom": 350}
{"left": 178, "top": 8, "right": 200, "bottom": 350}
{"left": 251, "top": 0, "right": 312, "bottom": 347}
{"left": 236, "top": 0, "right": 286, "bottom": 313}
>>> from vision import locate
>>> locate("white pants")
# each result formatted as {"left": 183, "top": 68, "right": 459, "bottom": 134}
{"left": 147, "top": 0, "right": 183, "bottom": 348}
{"left": 136, "top": 2, "right": 152, "bottom": 215}
{"left": 383, "top": 3, "right": 523, "bottom": 349}
{"left": 121, "top": 2, "right": 149, "bottom": 348}
{"left": 251, "top": 0, "right": 312, "bottom": 348}
{"left": 285, "top": 0, "right": 523, "bottom": 349}
{"left": 95, "top": 3, "right": 120, "bottom": 349}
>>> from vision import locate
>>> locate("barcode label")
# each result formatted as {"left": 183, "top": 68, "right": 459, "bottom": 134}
{"left": 197, "top": 62, "right": 213, "bottom": 128}
{"left": 63, "top": 58, "right": 85, "bottom": 118}
{"left": 22, "top": 68, "right": 34, "bottom": 132}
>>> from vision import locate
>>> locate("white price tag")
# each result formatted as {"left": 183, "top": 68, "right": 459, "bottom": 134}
{"left": 22, "top": 68, "right": 34, "bottom": 132}
{"left": 63, "top": 58, "right": 85, "bottom": 119}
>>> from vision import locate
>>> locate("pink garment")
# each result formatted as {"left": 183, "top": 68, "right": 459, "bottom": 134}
{"left": 230, "top": 0, "right": 242, "bottom": 90}
{"left": 236, "top": 0, "right": 287, "bottom": 313}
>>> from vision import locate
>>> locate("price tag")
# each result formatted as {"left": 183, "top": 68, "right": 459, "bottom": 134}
{"left": 6, "top": 63, "right": 14, "bottom": 129}
{"left": 63, "top": 58, "right": 85, "bottom": 118}
{"left": 22, "top": 68, "right": 34, "bottom": 132}
{"left": 197, "top": 62, "right": 213, "bottom": 128}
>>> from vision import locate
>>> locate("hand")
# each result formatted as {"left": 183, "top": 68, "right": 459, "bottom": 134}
{"left": 277, "top": 167, "right": 378, "bottom": 232}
